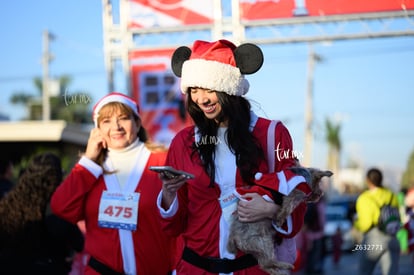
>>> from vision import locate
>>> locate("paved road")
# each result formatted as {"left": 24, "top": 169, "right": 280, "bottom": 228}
{"left": 293, "top": 251, "right": 413, "bottom": 275}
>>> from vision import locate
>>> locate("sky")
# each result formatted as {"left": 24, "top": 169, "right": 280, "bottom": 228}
{"left": 1, "top": 1, "right": 413, "bottom": 185}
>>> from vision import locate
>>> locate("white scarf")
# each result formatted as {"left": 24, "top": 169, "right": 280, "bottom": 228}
{"left": 103, "top": 139, "right": 151, "bottom": 275}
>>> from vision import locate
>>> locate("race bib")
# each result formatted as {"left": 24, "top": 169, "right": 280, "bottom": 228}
{"left": 98, "top": 191, "right": 140, "bottom": 231}
{"left": 219, "top": 191, "right": 239, "bottom": 225}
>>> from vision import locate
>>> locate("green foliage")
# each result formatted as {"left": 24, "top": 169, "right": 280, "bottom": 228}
{"left": 325, "top": 118, "right": 341, "bottom": 151}
{"left": 401, "top": 148, "right": 414, "bottom": 189}
{"left": 10, "top": 92, "right": 34, "bottom": 105}
{"left": 12, "top": 147, "right": 72, "bottom": 180}
{"left": 51, "top": 92, "right": 92, "bottom": 123}
{"left": 9, "top": 75, "right": 92, "bottom": 123}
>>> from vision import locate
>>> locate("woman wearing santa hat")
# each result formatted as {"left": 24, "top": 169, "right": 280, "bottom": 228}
{"left": 51, "top": 92, "right": 177, "bottom": 275}
{"left": 157, "top": 39, "right": 312, "bottom": 274}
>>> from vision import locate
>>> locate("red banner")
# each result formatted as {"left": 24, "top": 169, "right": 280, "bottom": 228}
{"left": 129, "top": 49, "right": 192, "bottom": 146}
{"left": 307, "top": 0, "right": 414, "bottom": 16}
{"left": 240, "top": 0, "right": 414, "bottom": 21}
{"left": 128, "top": 0, "right": 214, "bottom": 28}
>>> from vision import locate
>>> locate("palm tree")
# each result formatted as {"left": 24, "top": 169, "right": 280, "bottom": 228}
{"left": 325, "top": 117, "right": 341, "bottom": 192}
{"left": 9, "top": 75, "right": 91, "bottom": 123}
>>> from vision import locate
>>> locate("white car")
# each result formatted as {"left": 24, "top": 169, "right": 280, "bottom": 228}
{"left": 324, "top": 205, "right": 355, "bottom": 252}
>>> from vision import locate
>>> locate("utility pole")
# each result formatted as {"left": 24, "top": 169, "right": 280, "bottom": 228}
{"left": 303, "top": 44, "right": 321, "bottom": 166}
{"left": 42, "top": 30, "right": 54, "bottom": 121}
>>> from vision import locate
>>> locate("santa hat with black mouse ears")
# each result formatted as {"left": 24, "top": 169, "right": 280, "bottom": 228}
{"left": 92, "top": 92, "right": 140, "bottom": 127}
{"left": 171, "top": 39, "right": 264, "bottom": 96}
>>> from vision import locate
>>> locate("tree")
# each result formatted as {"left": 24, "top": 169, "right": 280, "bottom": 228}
{"left": 401, "top": 149, "right": 414, "bottom": 189}
{"left": 325, "top": 117, "right": 341, "bottom": 169}
{"left": 9, "top": 75, "right": 91, "bottom": 123}
{"left": 325, "top": 117, "right": 342, "bottom": 192}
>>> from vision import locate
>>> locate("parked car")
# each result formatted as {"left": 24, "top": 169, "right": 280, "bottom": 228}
{"left": 327, "top": 195, "right": 358, "bottom": 221}
{"left": 324, "top": 204, "right": 356, "bottom": 252}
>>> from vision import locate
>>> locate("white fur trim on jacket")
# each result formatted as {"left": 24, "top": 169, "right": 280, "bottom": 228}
{"left": 180, "top": 59, "right": 250, "bottom": 96}
{"left": 276, "top": 171, "right": 306, "bottom": 196}
{"left": 273, "top": 215, "right": 293, "bottom": 235}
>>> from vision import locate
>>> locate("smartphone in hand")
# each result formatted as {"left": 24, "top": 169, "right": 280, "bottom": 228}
{"left": 149, "top": 166, "right": 195, "bottom": 180}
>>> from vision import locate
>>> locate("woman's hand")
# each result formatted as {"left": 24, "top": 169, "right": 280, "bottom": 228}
{"left": 160, "top": 174, "right": 187, "bottom": 210}
{"left": 84, "top": 128, "right": 107, "bottom": 162}
{"left": 237, "top": 193, "right": 280, "bottom": 222}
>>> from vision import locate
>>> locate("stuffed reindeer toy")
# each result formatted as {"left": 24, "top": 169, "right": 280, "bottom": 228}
{"left": 227, "top": 167, "right": 333, "bottom": 275}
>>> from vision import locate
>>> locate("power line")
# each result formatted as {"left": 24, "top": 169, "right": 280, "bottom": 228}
{"left": 2, "top": 39, "right": 412, "bottom": 83}
{"left": 0, "top": 70, "right": 105, "bottom": 83}
{"left": 265, "top": 42, "right": 414, "bottom": 64}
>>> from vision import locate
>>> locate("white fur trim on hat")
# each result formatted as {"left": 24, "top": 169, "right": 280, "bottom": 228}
{"left": 93, "top": 92, "right": 139, "bottom": 127}
{"left": 180, "top": 59, "right": 250, "bottom": 96}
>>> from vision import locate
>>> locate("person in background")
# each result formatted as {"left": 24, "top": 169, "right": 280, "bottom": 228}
{"left": 157, "top": 39, "right": 312, "bottom": 274}
{"left": 404, "top": 187, "right": 414, "bottom": 263}
{"left": 303, "top": 199, "right": 326, "bottom": 274}
{"left": 331, "top": 226, "right": 343, "bottom": 268}
{"left": 354, "top": 167, "right": 400, "bottom": 275}
{"left": 405, "top": 187, "right": 414, "bottom": 211}
{"left": 0, "top": 152, "right": 84, "bottom": 274}
{"left": 403, "top": 208, "right": 414, "bottom": 263}
{"left": 51, "top": 92, "right": 177, "bottom": 275}
{"left": 396, "top": 187, "right": 409, "bottom": 254}
{"left": 292, "top": 226, "right": 308, "bottom": 273}
{"left": 0, "top": 158, "right": 14, "bottom": 199}
{"left": 69, "top": 220, "right": 88, "bottom": 275}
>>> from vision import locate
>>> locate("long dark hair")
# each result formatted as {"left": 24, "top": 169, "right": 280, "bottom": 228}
{"left": 187, "top": 91, "right": 264, "bottom": 186}
{"left": 0, "top": 152, "right": 62, "bottom": 234}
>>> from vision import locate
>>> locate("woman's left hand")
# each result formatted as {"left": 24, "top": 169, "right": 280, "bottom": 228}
{"left": 237, "top": 193, "right": 279, "bottom": 222}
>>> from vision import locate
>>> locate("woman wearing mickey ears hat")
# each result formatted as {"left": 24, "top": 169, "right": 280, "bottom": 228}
{"left": 157, "top": 39, "right": 312, "bottom": 274}
{"left": 51, "top": 92, "right": 177, "bottom": 275}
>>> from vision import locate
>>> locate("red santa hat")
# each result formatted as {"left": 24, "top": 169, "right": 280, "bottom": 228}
{"left": 92, "top": 92, "right": 140, "bottom": 127}
{"left": 171, "top": 39, "right": 264, "bottom": 96}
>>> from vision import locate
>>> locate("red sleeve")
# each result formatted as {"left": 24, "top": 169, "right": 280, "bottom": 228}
{"left": 286, "top": 201, "right": 307, "bottom": 238}
{"left": 252, "top": 172, "right": 310, "bottom": 238}
{"left": 273, "top": 122, "right": 310, "bottom": 238}
{"left": 272, "top": 121, "right": 296, "bottom": 171}
{"left": 254, "top": 119, "right": 311, "bottom": 238}
{"left": 51, "top": 164, "right": 98, "bottom": 224}
{"left": 157, "top": 128, "right": 191, "bottom": 237}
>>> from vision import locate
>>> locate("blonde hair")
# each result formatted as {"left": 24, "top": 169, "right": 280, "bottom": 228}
{"left": 93, "top": 102, "right": 166, "bottom": 172}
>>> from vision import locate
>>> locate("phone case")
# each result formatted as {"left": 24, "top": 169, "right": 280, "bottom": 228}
{"left": 149, "top": 166, "right": 195, "bottom": 179}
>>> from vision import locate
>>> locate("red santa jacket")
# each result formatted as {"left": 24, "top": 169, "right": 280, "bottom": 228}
{"left": 405, "top": 214, "right": 414, "bottom": 253}
{"left": 51, "top": 150, "right": 177, "bottom": 275}
{"left": 158, "top": 115, "right": 311, "bottom": 274}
